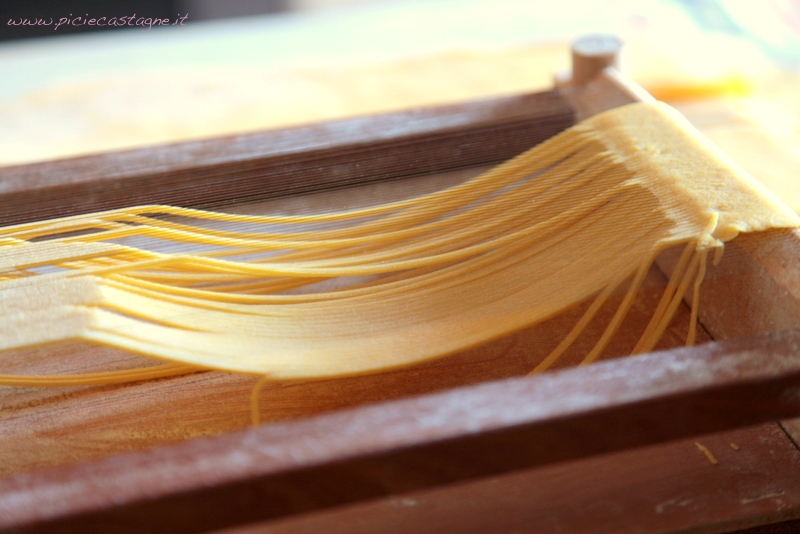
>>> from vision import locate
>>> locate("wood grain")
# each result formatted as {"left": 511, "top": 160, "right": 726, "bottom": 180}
{"left": 696, "top": 229, "right": 800, "bottom": 340}
{"left": 0, "top": 91, "right": 573, "bottom": 227}
{"left": 2, "top": 330, "right": 800, "bottom": 533}
{"left": 226, "top": 423, "right": 800, "bottom": 534}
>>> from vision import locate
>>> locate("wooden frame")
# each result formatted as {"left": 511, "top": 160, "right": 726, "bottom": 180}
{"left": 0, "top": 91, "right": 572, "bottom": 227}
{"left": 1, "top": 44, "right": 800, "bottom": 533}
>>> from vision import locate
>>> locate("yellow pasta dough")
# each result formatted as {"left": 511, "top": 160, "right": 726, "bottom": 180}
{"left": 0, "top": 102, "right": 797, "bottom": 386}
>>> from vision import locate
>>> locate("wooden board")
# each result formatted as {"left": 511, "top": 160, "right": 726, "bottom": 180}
{"left": 3, "top": 331, "right": 800, "bottom": 533}
{"left": 227, "top": 423, "right": 800, "bottom": 534}
{"left": 0, "top": 91, "right": 572, "bottom": 227}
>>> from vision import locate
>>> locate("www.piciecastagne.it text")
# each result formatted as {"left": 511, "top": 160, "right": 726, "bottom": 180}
{"left": 7, "top": 13, "right": 189, "bottom": 32}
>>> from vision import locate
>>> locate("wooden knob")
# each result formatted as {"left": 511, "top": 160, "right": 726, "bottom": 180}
{"left": 570, "top": 34, "right": 625, "bottom": 85}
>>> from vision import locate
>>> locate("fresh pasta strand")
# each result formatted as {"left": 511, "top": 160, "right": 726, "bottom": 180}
{"left": 0, "top": 101, "right": 798, "bottom": 397}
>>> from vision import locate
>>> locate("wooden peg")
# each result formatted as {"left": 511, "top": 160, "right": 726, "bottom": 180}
{"left": 569, "top": 34, "right": 626, "bottom": 85}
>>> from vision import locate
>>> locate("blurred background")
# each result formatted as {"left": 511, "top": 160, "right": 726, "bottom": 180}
{"left": 0, "top": 0, "right": 799, "bottom": 210}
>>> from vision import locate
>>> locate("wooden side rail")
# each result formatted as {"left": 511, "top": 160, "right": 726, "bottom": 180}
{"left": 1, "top": 330, "right": 800, "bottom": 533}
{"left": 0, "top": 91, "right": 573, "bottom": 227}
